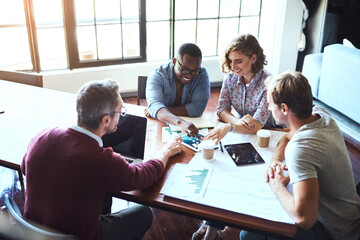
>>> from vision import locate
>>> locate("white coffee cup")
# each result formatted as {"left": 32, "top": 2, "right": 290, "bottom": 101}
{"left": 201, "top": 140, "right": 216, "bottom": 160}
{"left": 257, "top": 129, "right": 271, "bottom": 148}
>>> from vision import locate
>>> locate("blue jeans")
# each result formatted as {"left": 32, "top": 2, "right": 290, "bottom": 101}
{"left": 100, "top": 204, "right": 153, "bottom": 240}
{"left": 240, "top": 221, "right": 331, "bottom": 240}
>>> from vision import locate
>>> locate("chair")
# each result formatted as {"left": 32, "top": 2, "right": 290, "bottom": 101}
{"left": 3, "top": 194, "right": 77, "bottom": 240}
{"left": 137, "top": 76, "right": 147, "bottom": 105}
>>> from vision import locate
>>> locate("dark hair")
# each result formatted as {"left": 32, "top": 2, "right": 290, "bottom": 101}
{"left": 177, "top": 43, "right": 202, "bottom": 59}
{"left": 76, "top": 79, "right": 119, "bottom": 129}
{"left": 221, "top": 34, "right": 267, "bottom": 74}
{"left": 266, "top": 71, "right": 313, "bottom": 119}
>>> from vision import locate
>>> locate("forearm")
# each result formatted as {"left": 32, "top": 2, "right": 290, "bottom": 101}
{"left": 271, "top": 134, "right": 289, "bottom": 164}
{"left": 166, "top": 105, "right": 189, "bottom": 117}
{"left": 156, "top": 107, "right": 186, "bottom": 126}
{"left": 218, "top": 109, "right": 238, "bottom": 123}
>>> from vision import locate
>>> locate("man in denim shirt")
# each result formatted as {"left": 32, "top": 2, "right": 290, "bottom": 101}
{"left": 145, "top": 43, "right": 210, "bottom": 138}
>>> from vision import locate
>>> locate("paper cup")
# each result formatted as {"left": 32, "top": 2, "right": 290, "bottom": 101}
{"left": 201, "top": 140, "right": 216, "bottom": 160}
{"left": 257, "top": 130, "right": 271, "bottom": 148}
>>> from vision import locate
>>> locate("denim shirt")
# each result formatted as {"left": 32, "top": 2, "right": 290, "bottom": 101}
{"left": 146, "top": 62, "right": 210, "bottom": 118}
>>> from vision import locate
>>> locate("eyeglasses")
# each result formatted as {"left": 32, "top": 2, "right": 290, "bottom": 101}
{"left": 109, "top": 106, "right": 127, "bottom": 117}
{"left": 177, "top": 61, "right": 201, "bottom": 77}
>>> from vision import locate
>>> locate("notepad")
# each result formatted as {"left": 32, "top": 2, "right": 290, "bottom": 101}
{"left": 169, "top": 115, "right": 214, "bottom": 132}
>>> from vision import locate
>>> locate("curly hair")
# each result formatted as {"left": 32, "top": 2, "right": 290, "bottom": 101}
{"left": 221, "top": 34, "right": 267, "bottom": 74}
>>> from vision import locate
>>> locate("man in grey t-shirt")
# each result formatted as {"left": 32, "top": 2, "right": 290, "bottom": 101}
{"left": 240, "top": 71, "right": 360, "bottom": 240}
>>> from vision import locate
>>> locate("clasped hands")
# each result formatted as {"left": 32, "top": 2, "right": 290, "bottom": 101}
{"left": 266, "top": 161, "right": 290, "bottom": 191}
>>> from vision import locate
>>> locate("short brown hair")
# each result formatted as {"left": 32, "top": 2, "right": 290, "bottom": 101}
{"left": 76, "top": 79, "right": 120, "bottom": 129}
{"left": 221, "top": 34, "right": 267, "bottom": 74}
{"left": 266, "top": 71, "right": 313, "bottom": 119}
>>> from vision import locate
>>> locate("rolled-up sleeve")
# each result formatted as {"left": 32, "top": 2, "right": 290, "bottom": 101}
{"left": 253, "top": 90, "right": 271, "bottom": 126}
{"left": 184, "top": 68, "right": 210, "bottom": 117}
{"left": 146, "top": 69, "right": 167, "bottom": 118}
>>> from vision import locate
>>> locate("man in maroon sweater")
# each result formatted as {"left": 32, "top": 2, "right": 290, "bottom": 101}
{"left": 20, "top": 79, "right": 183, "bottom": 240}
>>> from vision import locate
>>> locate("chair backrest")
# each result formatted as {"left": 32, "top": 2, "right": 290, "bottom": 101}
{"left": 4, "top": 194, "right": 77, "bottom": 240}
{"left": 137, "top": 76, "right": 148, "bottom": 105}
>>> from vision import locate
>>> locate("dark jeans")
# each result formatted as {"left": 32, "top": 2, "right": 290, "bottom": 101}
{"left": 240, "top": 221, "right": 331, "bottom": 240}
{"left": 100, "top": 194, "right": 153, "bottom": 240}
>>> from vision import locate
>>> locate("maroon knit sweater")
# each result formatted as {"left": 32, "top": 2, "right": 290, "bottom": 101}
{"left": 20, "top": 127, "right": 164, "bottom": 240}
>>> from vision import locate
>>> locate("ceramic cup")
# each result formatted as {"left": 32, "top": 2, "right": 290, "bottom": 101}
{"left": 257, "top": 129, "right": 271, "bottom": 148}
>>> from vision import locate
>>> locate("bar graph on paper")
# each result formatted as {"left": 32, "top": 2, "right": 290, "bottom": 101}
{"left": 160, "top": 164, "right": 213, "bottom": 199}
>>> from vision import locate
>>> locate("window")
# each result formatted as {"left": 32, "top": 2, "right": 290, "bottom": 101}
{"left": 0, "top": 0, "right": 32, "bottom": 71}
{"left": 0, "top": 0, "right": 262, "bottom": 72}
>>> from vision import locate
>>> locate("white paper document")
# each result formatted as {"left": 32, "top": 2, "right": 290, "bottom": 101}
{"left": 160, "top": 164, "right": 214, "bottom": 199}
{"left": 161, "top": 130, "right": 295, "bottom": 225}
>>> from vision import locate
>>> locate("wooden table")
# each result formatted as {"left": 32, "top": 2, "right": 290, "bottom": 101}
{"left": 0, "top": 80, "right": 297, "bottom": 238}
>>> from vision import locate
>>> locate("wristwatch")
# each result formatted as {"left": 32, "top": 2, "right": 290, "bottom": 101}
{"left": 229, "top": 122, "right": 235, "bottom": 132}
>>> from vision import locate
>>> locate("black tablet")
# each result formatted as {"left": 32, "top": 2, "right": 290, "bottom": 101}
{"left": 224, "top": 143, "right": 264, "bottom": 166}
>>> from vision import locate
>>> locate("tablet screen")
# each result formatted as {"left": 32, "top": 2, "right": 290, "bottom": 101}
{"left": 224, "top": 143, "right": 264, "bottom": 166}
{"left": 181, "top": 134, "right": 203, "bottom": 151}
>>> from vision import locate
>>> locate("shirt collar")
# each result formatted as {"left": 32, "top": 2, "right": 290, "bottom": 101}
{"left": 70, "top": 125, "right": 103, "bottom": 147}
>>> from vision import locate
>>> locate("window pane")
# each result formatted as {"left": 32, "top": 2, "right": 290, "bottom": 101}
{"left": 220, "top": 0, "right": 240, "bottom": 17}
{"left": 197, "top": 19, "right": 218, "bottom": 56}
{"left": 174, "top": 20, "right": 196, "bottom": 51}
{"left": 0, "top": 27, "right": 32, "bottom": 70}
{"left": 218, "top": 18, "right": 239, "bottom": 54}
{"left": 37, "top": 28, "right": 67, "bottom": 70}
{"left": 122, "top": 23, "right": 140, "bottom": 57}
{"left": 77, "top": 26, "right": 97, "bottom": 60}
{"left": 0, "top": 0, "right": 26, "bottom": 25}
{"left": 241, "top": 0, "right": 261, "bottom": 16}
{"left": 33, "top": 0, "right": 63, "bottom": 27}
{"left": 146, "top": 0, "right": 170, "bottom": 21}
{"left": 75, "top": 0, "right": 95, "bottom": 25}
{"left": 147, "top": 22, "right": 170, "bottom": 61}
{"left": 175, "top": 0, "right": 196, "bottom": 20}
{"left": 122, "top": 0, "right": 139, "bottom": 23}
{"left": 0, "top": 0, "right": 31, "bottom": 71}
{"left": 95, "top": 0, "right": 120, "bottom": 24}
{"left": 97, "top": 25, "right": 122, "bottom": 59}
{"left": 239, "top": 16, "right": 259, "bottom": 36}
{"left": 198, "top": 0, "right": 219, "bottom": 19}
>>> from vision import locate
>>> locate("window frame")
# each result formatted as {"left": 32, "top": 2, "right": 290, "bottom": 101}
{"left": 63, "top": 0, "right": 147, "bottom": 70}
{"left": 1, "top": 0, "right": 262, "bottom": 72}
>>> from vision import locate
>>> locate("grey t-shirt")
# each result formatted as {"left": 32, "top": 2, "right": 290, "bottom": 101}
{"left": 285, "top": 107, "right": 360, "bottom": 240}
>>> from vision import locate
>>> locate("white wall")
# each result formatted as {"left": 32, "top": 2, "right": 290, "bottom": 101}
{"left": 260, "top": 0, "right": 304, "bottom": 76}
{"left": 42, "top": 1, "right": 305, "bottom": 94}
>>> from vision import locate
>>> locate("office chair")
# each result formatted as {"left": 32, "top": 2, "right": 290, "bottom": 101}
{"left": 4, "top": 194, "right": 77, "bottom": 240}
{"left": 137, "top": 76, "right": 147, "bottom": 105}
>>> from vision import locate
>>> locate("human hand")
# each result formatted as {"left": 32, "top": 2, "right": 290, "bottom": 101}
{"left": 265, "top": 161, "right": 288, "bottom": 183}
{"left": 178, "top": 120, "right": 201, "bottom": 139}
{"left": 144, "top": 108, "right": 151, "bottom": 118}
{"left": 203, "top": 123, "right": 231, "bottom": 144}
{"left": 236, "top": 114, "right": 257, "bottom": 131}
{"left": 267, "top": 162, "right": 290, "bottom": 192}
{"left": 160, "top": 136, "right": 183, "bottom": 158}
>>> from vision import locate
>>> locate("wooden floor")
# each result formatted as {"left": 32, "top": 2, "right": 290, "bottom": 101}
{"left": 122, "top": 87, "right": 360, "bottom": 240}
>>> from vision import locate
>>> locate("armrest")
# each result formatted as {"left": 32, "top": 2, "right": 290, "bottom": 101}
{"left": 302, "top": 53, "right": 323, "bottom": 99}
